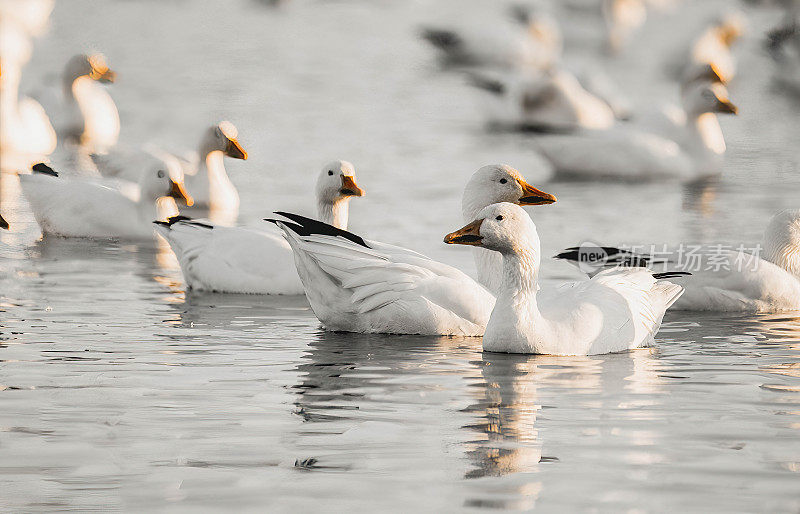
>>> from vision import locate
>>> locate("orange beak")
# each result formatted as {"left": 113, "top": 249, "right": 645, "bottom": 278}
{"left": 444, "top": 219, "right": 484, "bottom": 246}
{"left": 717, "top": 98, "right": 738, "bottom": 115}
{"left": 225, "top": 138, "right": 247, "bottom": 160}
{"left": 168, "top": 179, "right": 194, "bottom": 207}
{"left": 517, "top": 179, "right": 557, "bottom": 205}
{"left": 91, "top": 67, "right": 116, "bottom": 83}
{"left": 340, "top": 175, "right": 364, "bottom": 197}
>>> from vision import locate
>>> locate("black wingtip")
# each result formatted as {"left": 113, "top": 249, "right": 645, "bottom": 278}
{"left": 466, "top": 72, "right": 506, "bottom": 95}
{"left": 0, "top": 214, "right": 8, "bottom": 230}
{"left": 32, "top": 163, "right": 58, "bottom": 177}
{"left": 268, "top": 211, "right": 371, "bottom": 249}
{"left": 153, "top": 215, "right": 214, "bottom": 229}
{"left": 419, "top": 27, "right": 462, "bottom": 51}
{"left": 653, "top": 271, "right": 692, "bottom": 280}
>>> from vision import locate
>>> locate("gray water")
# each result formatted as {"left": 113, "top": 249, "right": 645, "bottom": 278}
{"left": 2, "top": 0, "right": 800, "bottom": 511}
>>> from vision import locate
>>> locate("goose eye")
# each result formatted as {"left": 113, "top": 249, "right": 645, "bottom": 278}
{"left": 157, "top": 170, "right": 165, "bottom": 178}
{"left": 328, "top": 170, "right": 334, "bottom": 176}
{"left": 496, "top": 215, "right": 504, "bottom": 221}
{"left": 499, "top": 178, "right": 507, "bottom": 184}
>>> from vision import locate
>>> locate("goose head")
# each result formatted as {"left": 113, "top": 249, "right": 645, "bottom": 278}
{"left": 715, "top": 12, "right": 746, "bottom": 47}
{"left": 315, "top": 160, "right": 364, "bottom": 229}
{"left": 138, "top": 164, "right": 194, "bottom": 207}
{"left": 63, "top": 54, "right": 116, "bottom": 89}
{"left": 446, "top": 202, "right": 541, "bottom": 262}
{"left": 462, "top": 164, "right": 555, "bottom": 221}
{"left": 509, "top": 4, "right": 563, "bottom": 58}
{"left": 682, "top": 82, "right": 737, "bottom": 116}
{"left": 201, "top": 121, "right": 247, "bottom": 160}
{"left": 316, "top": 160, "right": 364, "bottom": 202}
{"left": 763, "top": 209, "right": 800, "bottom": 277}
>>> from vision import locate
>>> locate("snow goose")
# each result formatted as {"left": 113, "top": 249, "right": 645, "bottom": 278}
{"left": 666, "top": 12, "right": 745, "bottom": 84}
{"left": 153, "top": 160, "right": 363, "bottom": 295}
{"left": 533, "top": 81, "right": 737, "bottom": 181}
{"left": 19, "top": 162, "right": 192, "bottom": 240}
{"left": 445, "top": 202, "right": 684, "bottom": 354}
{"left": 94, "top": 122, "right": 247, "bottom": 211}
{"left": 554, "top": 210, "right": 800, "bottom": 312}
{"left": 268, "top": 166, "right": 556, "bottom": 335}
{"left": 603, "top": 0, "right": 647, "bottom": 54}
{"left": 468, "top": 68, "right": 617, "bottom": 131}
{"left": 419, "top": 6, "right": 561, "bottom": 71}
{"left": 0, "top": 20, "right": 57, "bottom": 163}
{"left": 32, "top": 53, "right": 118, "bottom": 172}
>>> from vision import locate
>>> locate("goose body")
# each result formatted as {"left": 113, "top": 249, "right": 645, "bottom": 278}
{"left": 271, "top": 165, "right": 557, "bottom": 335}
{"left": 420, "top": 7, "right": 561, "bottom": 71}
{"left": 155, "top": 161, "right": 362, "bottom": 294}
{"left": 19, "top": 163, "right": 191, "bottom": 240}
{"left": 555, "top": 210, "right": 800, "bottom": 313}
{"left": 446, "top": 203, "right": 683, "bottom": 355}
{"left": 469, "top": 69, "right": 616, "bottom": 131}
{"left": 272, "top": 212, "right": 496, "bottom": 336}
{"left": 155, "top": 218, "right": 304, "bottom": 295}
{"left": 534, "top": 82, "right": 737, "bottom": 181}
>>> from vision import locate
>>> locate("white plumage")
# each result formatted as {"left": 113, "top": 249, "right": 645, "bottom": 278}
{"left": 19, "top": 163, "right": 191, "bottom": 240}
{"left": 445, "top": 203, "right": 683, "bottom": 355}
{"left": 154, "top": 161, "right": 363, "bottom": 294}
{"left": 272, "top": 212, "right": 495, "bottom": 336}
{"left": 270, "top": 164, "right": 557, "bottom": 335}
{"left": 533, "top": 82, "right": 737, "bottom": 181}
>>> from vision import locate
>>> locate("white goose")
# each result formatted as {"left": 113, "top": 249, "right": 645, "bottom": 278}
{"left": 666, "top": 12, "right": 745, "bottom": 84}
{"left": 45, "top": 54, "right": 119, "bottom": 156}
{"left": 19, "top": 162, "right": 192, "bottom": 240}
{"left": 270, "top": 165, "right": 556, "bottom": 336}
{"left": 0, "top": 20, "right": 57, "bottom": 163}
{"left": 468, "top": 68, "right": 617, "bottom": 131}
{"left": 533, "top": 81, "right": 737, "bottom": 181}
{"left": 170, "top": 122, "right": 247, "bottom": 214}
{"left": 445, "top": 202, "right": 684, "bottom": 355}
{"left": 555, "top": 210, "right": 800, "bottom": 312}
{"left": 419, "top": 6, "right": 561, "bottom": 71}
{"left": 153, "top": 161, "right": 363, "bottom": 295}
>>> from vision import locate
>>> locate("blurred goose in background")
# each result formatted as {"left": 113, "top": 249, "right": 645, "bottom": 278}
{"left": 445, "top": 202, "right": 684, "bottom": 354}
{"left": 31, "top": 53, "right": 118, "bottom": 174}
{"left": 468, "top": 68, "right": 617, "bottom": 131}
{"left": 19, "top": 162, "right": 192, "bottom": 240}
{"left": 666, "top": 12, "right": 745, "bottom": 83}
{"left": 0, "top": 0, "right": 54, "bottom": 37}
{"left": 154, "top": 161, "right": 362, "bottom": 295}
{"left": 419, "top": 5, "right": 561, "bottom": 71}
{"left": 635, "top": 62, "right": 726, "bottom": 143}
{"left": 268, "top": 165, "right": 556, "bottom": 335}
{"left": 0, "top": 19, "right": 57, "bottom": 165}
{"left": 554, "top": 210, "right": 800, "bottom": 312}
{"left": 766, "top": 15, "right": 800, "bottom": 90}
{"left": 603, "top": 0, "right": 648, "bottom": 54}
{"left": 533, "top": 81, "right": 737, "bottom": 181}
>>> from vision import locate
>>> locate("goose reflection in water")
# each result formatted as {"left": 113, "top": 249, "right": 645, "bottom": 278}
{"left": 461, "top": 347, "right": 667, "bottom": 510}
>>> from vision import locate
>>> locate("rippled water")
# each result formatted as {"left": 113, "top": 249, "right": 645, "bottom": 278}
{"left": 3, "top": 0, "right": 800, "bottom": 511}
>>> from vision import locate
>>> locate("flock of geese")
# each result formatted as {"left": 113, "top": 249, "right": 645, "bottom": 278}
{"left": 3, "top": 0, "right": 800, "bottom": 356}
